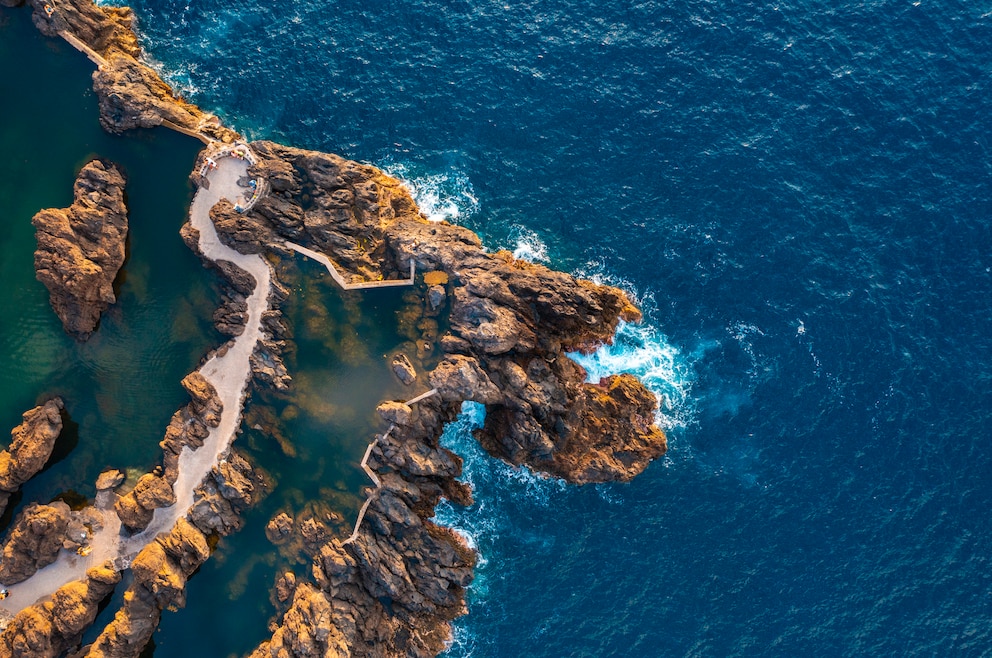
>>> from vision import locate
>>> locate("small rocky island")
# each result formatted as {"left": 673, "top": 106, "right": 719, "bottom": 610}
{"left": 32, "top": 159, "right": 128, "bottom": 340}
{"left": 0, "top": 0, "right": 669, "bottom": 655}
{"left": 0, "top": 399, "right": 63, "bottom": 518}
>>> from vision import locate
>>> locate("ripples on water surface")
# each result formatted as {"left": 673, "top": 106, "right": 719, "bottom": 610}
{"left": 0, "top": 10, "right": 217, "bottom": 511}
{"left": 56, "top": 0, "right": 992, "bottom": 654}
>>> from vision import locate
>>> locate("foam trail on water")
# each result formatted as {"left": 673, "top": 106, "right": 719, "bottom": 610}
{"left": 431, "top": 258, "right": 695, "bottom": 656}
{"left": 382, "top": 162, "right": 480, "bottom": 223}
{"left": 508, "top": 226, "right": 550, "bottom": 263}
{"left": 434, "top": 402, "right": 574, "bottom": 656}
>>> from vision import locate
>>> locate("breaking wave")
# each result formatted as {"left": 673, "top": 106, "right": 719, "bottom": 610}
{"left": 381, "top": 162, "right": 480, "bottom": 224}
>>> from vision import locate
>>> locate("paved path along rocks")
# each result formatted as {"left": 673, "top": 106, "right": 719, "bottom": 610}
{"left": 0, "top": 153, "right": 272, "bottom": 617}
{"left": 285, "top": 241, "right": 416, "bottom": 290}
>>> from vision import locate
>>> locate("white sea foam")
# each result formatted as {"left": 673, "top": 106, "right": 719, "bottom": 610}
{"left": 569, "top": 320, "right": 694, "bottom": 434}
{"left": 508, "top": 226, "right": 550, "bottom": 263}
{"left": 382, "top": 162, "right": 480, "bottom": 223}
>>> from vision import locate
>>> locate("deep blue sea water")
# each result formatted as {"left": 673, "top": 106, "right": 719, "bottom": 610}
{"left": 104, "top": 0, "right": 992, "bottom": 654}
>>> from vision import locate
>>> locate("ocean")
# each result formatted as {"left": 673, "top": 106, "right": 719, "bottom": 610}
{"left": 11, "top": 0, "right": 992, "bottom": 654}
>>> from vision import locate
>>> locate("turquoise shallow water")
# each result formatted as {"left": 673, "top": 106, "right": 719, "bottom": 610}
{"left": 0, "top": 8, "right": 218, "bottom": 512}
{"left": 152, "top": 259, "right": 422, "bottom": 657}
{"left": 3, "top": 10, "right": 451, "bottom": 656}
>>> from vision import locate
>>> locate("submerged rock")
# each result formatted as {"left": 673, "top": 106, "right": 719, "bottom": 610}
{"left": 391, "top": 353, "right": 418, "bottom": 385}
{"left": 265, "top": 512, "right": 294, "bottom": 545}
{"left": 32, "top": 159, "right": 127, "bottom": 339}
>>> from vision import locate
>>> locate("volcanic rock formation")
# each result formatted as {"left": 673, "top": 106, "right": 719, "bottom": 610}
{"left": 0, "top": 563, "right": 121, "bottom": 658}
{"left": 225, "top": 141, "right": 667, "bottom": 483}
{"left": 214, "top": 141, "right": 667, "bottom": 653}
{"left": 0, "top": 502, "right": 72, "bottom": 585}
{"left": 0, "top": 399, "right": 64, "bottom": 517}
{"left": 32, "top": 159, "right": 128, "bottom": 339}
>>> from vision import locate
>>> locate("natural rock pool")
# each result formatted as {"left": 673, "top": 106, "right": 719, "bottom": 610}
{"left": 1, "top": 9, "right": 437, "bottom": 655}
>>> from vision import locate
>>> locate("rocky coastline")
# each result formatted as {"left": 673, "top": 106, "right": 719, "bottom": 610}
{"left": 1, "top": 0, "right": 669, "bottom": 655}
{"left": 215, "top": 140, "right": 667, "bottom": 656}
{"left": 32, "top": 159, "right": 128, "bottom": 340}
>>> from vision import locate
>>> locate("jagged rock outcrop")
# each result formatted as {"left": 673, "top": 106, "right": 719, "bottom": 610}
{"left": 32, "top": 159, "right": 128, "bottom": 339}
{"left": 113, "top": 474, "right": 174, "bottom": 533}
{"left": 0, "top": 563, "right": 121, "bottom": 658}
{"left": 157, "top": 372, "right": 223, "bottom": 486}
{"left": 23, "top": 0, "right": 237, "bottom": 140}
{"left": 26, "top": 0, "right": 139, "bottom": 55}
{"left": 265, "top": 511, "right": 294, "bottom": 545}
{"left": 84, "top": 519, "right": 209, "bottom": 658}
{"left": 6, "top": 2, "right": 669, "bottom": 654}
{"left": 251, "top": 397, "right": 475, "bottom": 658}
{"left": 376, "top": 401, "right": 413, "bottom": 427}
{"left": 86, "top": 456, "right": 263, "bottom": 657}
{"left": 92, "top": 54, "right": 202, "bottom": 134}
{"left": 0, "top": 502, "right": 71, "bottom": 585}
{"left": 188, "top": 452, "right": 262, "bottom": 537}
{"left": 213, "top": 295, "right": 248, "bottom": 336}
{"left": 429, "top": 355, "right": 502, "bottom": 404}
{"left": 232, "top": 141, "right": 665, "bottom": 484}
{"left": 206, "top": 140, "right": 668, "bottom": 655}
{"left": 114, "top": 372, "right": 222, "bottom": 533}
{"left": 0, "top": 399, "right": 64, "bottom": 516}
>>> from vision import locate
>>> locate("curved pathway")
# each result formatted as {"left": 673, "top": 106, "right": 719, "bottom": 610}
{"left": 0, "top": 153, "right": 271, "bottom": 616}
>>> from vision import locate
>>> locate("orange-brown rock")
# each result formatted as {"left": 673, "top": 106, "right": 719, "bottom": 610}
{"left": 0, "top": 502, "right": 71, "bottom": 584}
{"left": 210, "top": 141, "right": 666, "bottom": 657}
{"left": 85, "top": 520, "right": 209, "bottom": 658}
{"left": 23, "top": 0, "right": 237, "bottom": 140}
{"left": 488, "top": 373, "right": 667, "bottom": 483}
{"left": 32, "top": 159, "right": 127, "bottom": 339}
{"left": 7, "top": 3, "right": 669, "bottom": 656}
{"left": 0, "top": 563, "right": 120, "bottom": 658}
{"left": 0, "top": 399, "right": 64, "bottom": 516}
{"left": 114, "top": 474, "right": 175, "bottom": 533}
{"left": 231, "top": 141, "right": 665, "bottom": 484}
{"left": 251, "top": 398, "right": 476, "bottom": 658}
{"left": 155, "top": 374, "right": 223, "bottom": 486}
{"left": 180, "top": 372, "right": 222, "bottom": 428}
{"left": 253, "top": 583, "right": 349, "bottom": 657}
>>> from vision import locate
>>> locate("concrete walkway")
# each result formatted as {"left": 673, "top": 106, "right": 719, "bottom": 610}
{"left": 285, "top": 241, "right": 416, "bottom": 290}
{"left": 341, "top": 388, "right": 438, "bottom": 546}
{"left": 0, "top": 154, "right": 272, "bottom": 616}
